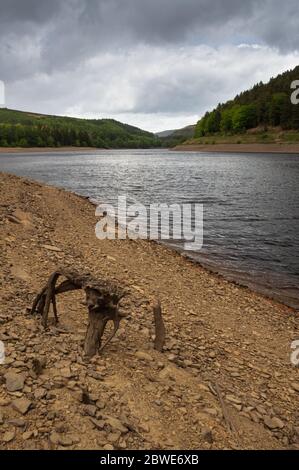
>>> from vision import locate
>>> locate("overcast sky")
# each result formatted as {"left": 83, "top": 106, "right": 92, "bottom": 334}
{"left": 0, "top": 0, "right": 298, "bottom": 132}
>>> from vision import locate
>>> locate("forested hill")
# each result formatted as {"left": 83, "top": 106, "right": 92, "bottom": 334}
{"left": 0, "top": 108, "right": 161, "bottom": 149}
{"left": 195, "top": 65, "right": 299, "bottom": 138}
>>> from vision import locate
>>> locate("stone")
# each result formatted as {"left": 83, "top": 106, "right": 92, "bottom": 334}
{"left": 202, "top": 428, "right": 213, "bottom": 444}
{"left": 135, "top": 351, "right": 153, "bottom": 362}
{"left": 59, "top": 436, "right": 73, "bottom": 447}
{"left": 105, "top": 416, "right": 129, "bottom": 434}
{"left": 90, "top": 418, "right": 105, "bottom": 430}
{"left": 107, "top": 431, "right": 121, "bottom": 443}
{"left": 103, "top": 444, "right": 114, "bottom": 450}
{"left": 22, "top": 431, "right": 34, "bottom": 440}
{"left": 0, "top": 410, "right": 4, "bottom": 425}
{"left": 42, "top": 244, "right": 62, "bottom": 252}
{"left": 5, "top": 372, "right": 25, "bottom": 392}
{"left": 264, "top": 416, "right": 284, "bottom": 430}
{"left": 49, "top": 432, "right": 60, "bottom": 446}
{"left": 291, "top": 383, "right": 299, "bottom": 393}
{"left": 2, "top": 430, "right": 16, "bottom": 443}
{"left": 83, "top": 405, "right": 97, "bottom": 417}
{"left": 8, "top": 418, "right": 26, "bottom": 428}
{"left": 12, "top": 398, "right": 32, "bottom": 415}
{"left": 34, "top": 388, "right": 47, "bottom": 400}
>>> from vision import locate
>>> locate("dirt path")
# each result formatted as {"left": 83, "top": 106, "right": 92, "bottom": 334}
{"left": 0, "top": 172, "right": 298, "bottom": 450}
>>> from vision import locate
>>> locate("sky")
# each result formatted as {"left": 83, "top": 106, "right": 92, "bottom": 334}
{"left": 0, "top": 0, "right": 299, "bottom": 133}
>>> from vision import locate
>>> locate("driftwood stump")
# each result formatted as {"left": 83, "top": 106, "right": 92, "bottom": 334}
{"left": 31, "top": 268, "right": 165, "bottom": 357}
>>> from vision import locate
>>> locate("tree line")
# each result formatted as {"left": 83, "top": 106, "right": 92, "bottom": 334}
{"left": 195, "top": 65, "right": 299, "bottom": 137}
{"left": 0, "top": 109, "right": 161, "bottom": 149}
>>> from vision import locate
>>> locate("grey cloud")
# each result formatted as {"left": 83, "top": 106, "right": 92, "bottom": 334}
{"left": 0, "top": 0, "right": 299, "bottom": 131}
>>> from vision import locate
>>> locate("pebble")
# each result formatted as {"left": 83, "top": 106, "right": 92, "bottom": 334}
{"left": 135, "top": 351, "right": 153, "bottom": 362}
{"left": 264, "top": 416, "right": 284, "bottom": 430}
{"left": 12, "top": 398, "right": 32, "bottom": 415}
{"left": 5, "top": 372, "right": 25, "bottom": 392}
{"left": 2, "top": 430, "right": 16, "bottom": 443}
{"left": 103, "top": 444, "right": 114, "bottom": 450}
{"left": 202, "top": 428, "right": 213, "bottom": 444}
{"left": 291, "top": 383, "right": 299, "bottom": 393}
{"left": 105, "top": 416, "right": 129, "bottom": 434}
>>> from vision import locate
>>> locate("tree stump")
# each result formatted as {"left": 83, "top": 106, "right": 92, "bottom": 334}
{"left": 31, "top": 268, "right": 166, "bottom": 358}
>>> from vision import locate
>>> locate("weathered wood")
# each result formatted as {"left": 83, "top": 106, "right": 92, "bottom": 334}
{"left": 31, "top": 268, "right": 166, "bottom": 358}
{"left": 84, "top": 310, "right": 108, "bottom": 357}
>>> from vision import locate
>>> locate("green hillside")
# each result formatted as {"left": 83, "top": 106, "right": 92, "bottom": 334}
{"left": 193, "top": 65, "right": 299, "bottom": 143}
{"left": 0, "top": 108, "right": 161, "bottom": 149}
{"left": 159, "top": 124, "right": 196, "bottom": 147}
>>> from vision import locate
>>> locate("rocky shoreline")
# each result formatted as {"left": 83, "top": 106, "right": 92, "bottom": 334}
{"left": 0, "top": 172, "right": 298, "bottom": 450}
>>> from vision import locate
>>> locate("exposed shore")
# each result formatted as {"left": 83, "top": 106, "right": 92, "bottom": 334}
{"left": 174, "top": 143, "right": 299, "bottom": 154}
{"left": 0, "top": 172, "right": 298, "bottom": 450}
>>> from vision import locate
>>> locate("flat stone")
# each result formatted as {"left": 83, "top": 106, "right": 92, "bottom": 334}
{"left": 8, "top": 418, "right": 26, "bottom": 428}
{"left": 22, "top": 431, "right": 34, "bottom": 440}
{"left": 42, "top": 244, "right": 62, "bottom": 252}
{"left": 83, "top": 405, "right": 97, "bottom": 417}
{"left": 34, "top": 388, "right": 47, "bottom": 400}
{"left": 0, "top": 410, "right": 4, "bottom": 425}
{"left": 59, "top": 436, "right": 73, "bottom": 447}
{"left": 5, "top": 372, "right": 25, "bottom": 392}
{"left": 291, "top": 383, "right": 299, "bottom": 393}
{"left": 103, "top": 444, "right": 114, "bottom": 450}
{"left": 105, "top": 416, "right": 129, "bottom": 434}
{"left": 12, "top": 398, "right": 32, "bottom": 415}
{"left": 135, "top": 351, "right": 153, "bottom": 362}
{"left": 2, "top": 430, "right": 16, "bottom": 443}
{"left": 90, "top": 418, "right": 105, "bottom": 430}
{"left": 107, "top": 432, "right": 121, "bottom": 443}
{"left": 49, "top": 432, "right": 60, "bottom": 445}
{"left": 264, "top": 416, "right": 284, "bottom": 430}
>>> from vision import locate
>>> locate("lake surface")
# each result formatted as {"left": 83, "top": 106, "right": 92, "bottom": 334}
{"left": 1, "top": 149, "right": 298, "bottom": 309}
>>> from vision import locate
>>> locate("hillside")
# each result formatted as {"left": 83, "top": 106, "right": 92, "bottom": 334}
{"left": 0, "top": 109, "right": 161, "bottom": 149}
{"left": 182, "top": 66, "right": 299, "bottom": 147}
{"left": 158, "top": 124, "right": 196, "bottom": 147}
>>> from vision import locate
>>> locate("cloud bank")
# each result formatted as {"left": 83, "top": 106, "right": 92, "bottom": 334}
{"left": 1, "top": 0, "right": 298, "bottom": 131}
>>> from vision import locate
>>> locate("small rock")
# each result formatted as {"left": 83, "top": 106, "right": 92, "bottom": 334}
{"left": 2, "top": 430, "right": 16, "bottom": 443}
{"left": 107, "top": 432, "right": 121, "bottom": 444}
{"left": 202, "top": 427, "right": 213, "bottom": 444}
{"left": 5, "top": 372, "right": 25, "bottom": 392}
{"left": 90, "top": 418, "right": 105, "bottom": 430}
{"left": 291, "top": 383, "right": 299, "bottom": 393}
{"left": 34, "top": 388, "right": 47, "bottom": 400}
{"left": 103, "top": 444, "right": 114, "bottom": 450}
{"left": 135, "top": 351, "right": 153, "bottom": 362}
{"left": 12, "top": 398, "right": 32, "bottom": 415}
{"left": 42, "top": 244, "right": 62, "bottom": 252}
{"left": 49, "top": 432, "right": 60, "bottom": 446}
{"left": 264, "top": 416, "right": 284, "bottom": 430}
{"left": 83, "top": 405, "right": 97, "bottom": 417}
{"left": 22, "top": 431, "right": 34, "bottom": 440}
{"left": 8, "top": 418, "right": 26, "bottom": 428}
{"left": 59, "top": 436, "right": 73, "bottom": 447}
{"left": 105, "top": 416, "right": 128, "bottom": 434}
